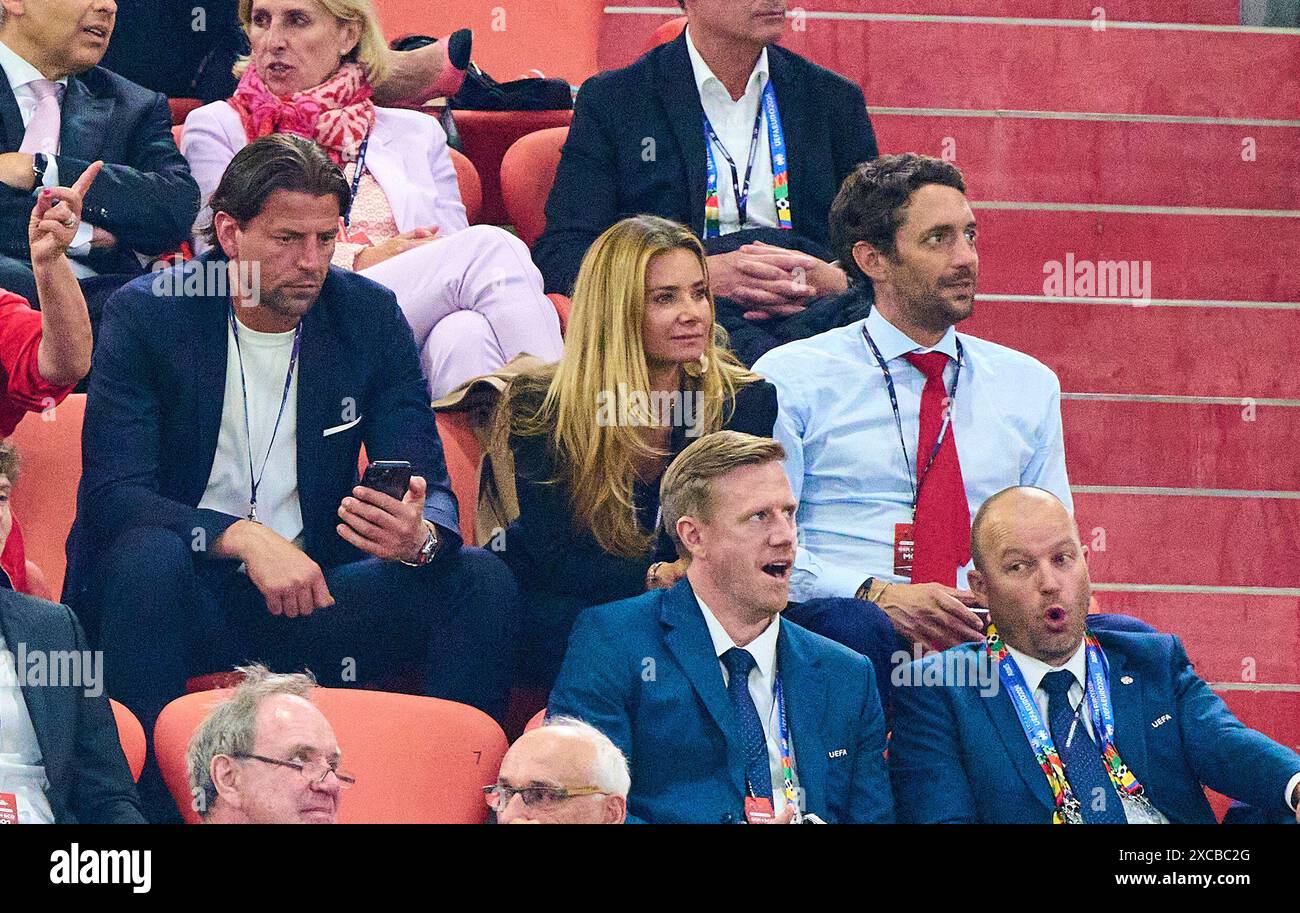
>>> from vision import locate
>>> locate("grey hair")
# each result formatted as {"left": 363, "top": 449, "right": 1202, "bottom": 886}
{"left": 187, "top": 664, "right": 318, "bottom": 817}
{"left": 542, "top": 716, "right": 631, "bottom": 798}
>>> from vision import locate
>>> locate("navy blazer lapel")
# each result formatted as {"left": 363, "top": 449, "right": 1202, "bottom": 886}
{"left": 0, "top": 70, "right": 23, "bottom": 150}
{"left": 0, "top": 598, "right": 55, "bottom": 785}
{"left": 59, "top": 75, "right": 113, "bottom": 163}
{"left": 777, "top": 621, "right": 828, "bottom": 814}
{"left": 294, "top": 274, "right": 354, "bottom": 550}
{"left": 659, "top": 580, "right": 745, "bottom": 795}
{"left": 653, "top": 34, "right": 708, "bottom": 236}
{"left": 182, "top": 256, "right": 232, "bottom": 506}
{"left": 981, "top": 659, "right": 1057, "bottom": 813}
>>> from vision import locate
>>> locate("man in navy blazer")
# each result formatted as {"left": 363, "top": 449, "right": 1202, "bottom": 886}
{"left": 534, "top": 0, "right": 878, "bottom": 364}
{"left": 0, "top": 587, "right": 144, "bottom": 823}
{"left": 0, "top": 1, "right": 199, "bottom": 320}
{"left": 549, "top": 432, "right": 893, "bottom": 824}
{"left": 889, "top": 486, "right": 1300, "bottom": 824}
{"left": 64, "top": 135, "right": 517, "bottom": 819}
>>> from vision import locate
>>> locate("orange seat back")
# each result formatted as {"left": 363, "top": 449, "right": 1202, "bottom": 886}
{"left": 523, "top": 708, "right": 546, "bottom": 734}
{"left": 499, "top": 126, "right": 570, "bottom": 247}
{"left": 109, "top": 699, "right": 147, "bottom": 783}
{"left": 644, "top": 16, "right": 687, "bottom": 53}
{"left": 155, "top": 687, "right": 508, "bottom": 823}
{"left": 448, "top": 146, "right": 483, "bottom": 225}
{"left": 9, "top": 394, "right": 85, "bottom": 600}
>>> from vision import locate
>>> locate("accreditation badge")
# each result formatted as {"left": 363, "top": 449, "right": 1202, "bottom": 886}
{"left": 0, "top": 792, "right": 19, "bottom": 824}
{"left": 893, "top": 523, "right": 915, "bottom": 578}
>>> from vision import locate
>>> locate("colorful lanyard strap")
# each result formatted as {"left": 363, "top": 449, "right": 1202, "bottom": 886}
{"left": 228, "top": 305, "right": 302, "bottom": 524}
{"left": 862, "top": 328, "right": 964, "bottom": 517}
{"left": 702, "top": 79, "right": 792, "bottom": 239}
{"left": 773, "top": 675, "right": 802, "bottom": 822}
{"left": 986, "top": 624, "right": 1152, "bottom": 824}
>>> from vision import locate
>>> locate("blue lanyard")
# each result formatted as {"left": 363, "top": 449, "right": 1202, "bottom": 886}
{"left": 996, "top": 638, "right": 1125, "bottom": 823}
{"left": 341, "top": 131, "right": 371, "bottom": 229}
{"left": 773, "top": 675, "right": 801, "bottom": 821}
{"left": 702, "top": 80, "right": 790, "bottom": 238}
{"left": 228, "top": 305, "right": 302, "bottom": 523}
{"left": 862, "top": 328, "right": 964, "bottom": 516}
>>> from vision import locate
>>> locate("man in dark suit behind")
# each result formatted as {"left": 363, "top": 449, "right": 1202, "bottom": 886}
{"left": 889, "top": 486, "right": 1300, "bottom": 824}
{"left": 0, "top": 588, "right": 144, "bottom": 823}
{"left": 65, "top": 135, "right": 518, "bottom": 820}
{"left": 534, "top": 0, "right": 878, "bottom": 365}
{"left": 0, "top": 0, "right": 199, "bottom": 322}
{"left": 549, "top": 431, "right": 894, "bottom": 824}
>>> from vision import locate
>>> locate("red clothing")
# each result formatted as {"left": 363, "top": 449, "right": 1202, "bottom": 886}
{"left": 0, "top": 289, "right": 75, "bottom": 594}
{"left": 0, "top": 289, "right": 73, "bottom": 436}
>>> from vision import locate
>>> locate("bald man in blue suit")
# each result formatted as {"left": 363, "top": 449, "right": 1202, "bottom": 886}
{"left": 889, "top": 486, "right": 1300, "bottom": 824}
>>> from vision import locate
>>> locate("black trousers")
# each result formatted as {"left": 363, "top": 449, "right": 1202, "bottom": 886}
{"left": 92, "top": 527, "right": 519, "bottom": 821}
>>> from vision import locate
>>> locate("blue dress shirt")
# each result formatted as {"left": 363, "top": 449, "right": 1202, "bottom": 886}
{"left": 752, "top": 307, "right": 1071, "bottom": 601}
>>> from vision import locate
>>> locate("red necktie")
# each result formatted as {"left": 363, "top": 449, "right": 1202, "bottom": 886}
{"left": 904, "top": 352, "right": 971, "bottom": 586}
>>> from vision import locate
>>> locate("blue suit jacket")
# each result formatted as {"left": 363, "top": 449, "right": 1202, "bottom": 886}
{"left": 534, "top": 32, "right": 877, "bottom": 296}
{"left": 0, "top": 589, "right": 144, "bottom": 823}
{"left": 889, "top": 630, "right": 1300, "bottom": 823}
{"left": 63, "top": 251, "right": 459, "bottom": 613}
{"left": 548, "top": 579, "right": 894, "bottom": 824}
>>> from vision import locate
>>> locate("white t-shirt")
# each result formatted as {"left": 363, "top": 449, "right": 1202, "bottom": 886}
{"left": 0, "top": 632, "right": 56, "bottom": 824}
{"left": 198, "top": 315, "right": 304, "bottom": 544}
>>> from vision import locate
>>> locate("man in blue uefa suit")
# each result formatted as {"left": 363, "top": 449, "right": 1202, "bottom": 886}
{"left": 889, "top": 486, "right": 1300, "bottom": 824}
{"left": 548, "top": 431, "right": 893, "bottom": 824}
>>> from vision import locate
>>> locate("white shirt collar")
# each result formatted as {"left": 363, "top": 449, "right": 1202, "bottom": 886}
{"left": 1004, "top": 637, "right": 1088, "bottom": 697}
{"left": 0, "top": 40, "right": 68, "bottom": 92}
{"left": 684, "top": 26, "right": 769, "bottom": 103}
{"left": 861, "top": 307, "right": 961, "bottom": 364}
{"left": 695, "top": 591, "right": 780, "bottom": 681}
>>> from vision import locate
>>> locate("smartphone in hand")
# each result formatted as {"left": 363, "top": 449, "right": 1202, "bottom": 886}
{"left": 360, "top": 460, "right": 412, "bottom": 500}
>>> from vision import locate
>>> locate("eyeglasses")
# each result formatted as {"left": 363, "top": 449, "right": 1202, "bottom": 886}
{"left": 482, "top": 783, "right": 607, "bottom": 812}
{"left": 231, "top": 753, "right": 356, "bottom": 788}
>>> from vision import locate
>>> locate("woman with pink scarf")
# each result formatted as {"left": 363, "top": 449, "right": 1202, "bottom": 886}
{"left": 181, "top": 0, "right": 563, "bottom": 398}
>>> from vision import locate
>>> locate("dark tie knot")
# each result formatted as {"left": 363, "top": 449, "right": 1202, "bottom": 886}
{"left": 904, "top": 351, "right": 950, "bottom": 382}
{"left": 1040, "top": 669, "right": 1077, "bottom": 698}
{"left": 722, "top": 647, "right": 757, "bottom": 680}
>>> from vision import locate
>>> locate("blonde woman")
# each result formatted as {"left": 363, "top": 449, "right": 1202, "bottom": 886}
{"left": 181, "top": 0, "right": 563, "bottom": 398}
{"left": 498, "top": 216, "right": 776, "bottom": 687}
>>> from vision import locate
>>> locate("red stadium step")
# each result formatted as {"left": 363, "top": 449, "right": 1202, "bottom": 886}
{"left": 872, "top": 114, "right": 1300, "bottom": 210}
{"left": 787, "top": 1, "right": 1240, "bottom": 22}
{"left": 787, "top": 21, "right": 1300, "bottom": 119}
{"left": 1074, "top": 493, "right": 1300, "bottom": 589}
{"left": 1095, "top": 592, "right": 1300, "bottom": 686}
{"left": 963, "top": 298, "right": 1300, "bottom": 399}
{"left": 598, "top": 15, "right": 1300, "bottom": 119}
{"left": 1063, "top": 399, "right": 1300, "bottom": 491}
{"left": 1217, "top": 691, "right": 1300, "bottom": 754}
{"left": 965, "top": 210, "right": 1300, "bottom": 302}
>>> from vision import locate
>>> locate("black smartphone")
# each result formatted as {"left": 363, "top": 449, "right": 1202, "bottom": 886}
{"left": 360, "top": 460, "right": 412, "bottom": 500}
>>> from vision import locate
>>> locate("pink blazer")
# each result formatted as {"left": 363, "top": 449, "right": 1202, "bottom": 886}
{"left": 181, "top": 101, "right": 470, "bottom": 253}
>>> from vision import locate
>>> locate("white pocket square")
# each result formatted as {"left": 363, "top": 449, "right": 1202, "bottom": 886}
{"left": 322, "top": 416, "right": 362, "bottom": 437}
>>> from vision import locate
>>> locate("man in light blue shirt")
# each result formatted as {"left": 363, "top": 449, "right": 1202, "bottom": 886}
{"left": 753, "top": 154, "right": 1070, "bottom": 651}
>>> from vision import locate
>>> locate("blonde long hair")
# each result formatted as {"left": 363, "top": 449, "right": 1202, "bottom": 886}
{"left": 501, "top": 216, "right": 759, "bottom": 558}
{"left": 234, "top": 0, "right": 391, "bottom": 85}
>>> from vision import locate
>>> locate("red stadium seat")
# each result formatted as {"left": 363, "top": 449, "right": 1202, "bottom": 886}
{"left": 643, "top": 15, "right": 686, "bottom": 52}
{"left": 447, "top": 146, "right": 483, "bottom": 225}
{"left": 499, "top": 126, "right": 569, "bottom": 247}
{"left": 154, "top": 686, "right": 508, "bottom": 823}
{"left": 109, "top": 699, "right": 147, "bottom": 783}
{"left": 9, "top": 394, "right": 85, "bottom": 599}
{"left": 168, "top": 97, "right": 202, "bottom": 126}
{"left": 523, "top": 708, "right": 546, "bottom": 734}
{"left": 451, "top": 109, "right": 573, "bottom": 226}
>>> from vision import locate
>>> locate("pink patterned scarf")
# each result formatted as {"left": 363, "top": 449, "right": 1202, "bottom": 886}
{"left": 229, "top": 61, "right": 376, "bottom": 165}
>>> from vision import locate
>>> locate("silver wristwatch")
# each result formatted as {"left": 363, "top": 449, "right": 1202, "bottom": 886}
{"left": 401, "top": 519, "right": 441, "bottom": 567}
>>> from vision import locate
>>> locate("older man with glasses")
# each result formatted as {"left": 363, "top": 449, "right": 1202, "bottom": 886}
{"left": 486, "top": 717, "right": 629, "bottom": 824}
{"left": 187, "top": 664, "right": 353, "bottom": 824}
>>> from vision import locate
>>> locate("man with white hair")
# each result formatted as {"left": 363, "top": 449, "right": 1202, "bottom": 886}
{"left": 487, "top": 717, "right": 628, "bottom": 825}
{"left": 188, "top": 665, "right": 352, "bottom": 824}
